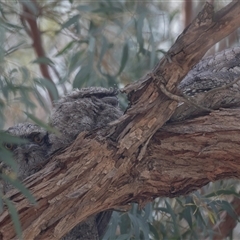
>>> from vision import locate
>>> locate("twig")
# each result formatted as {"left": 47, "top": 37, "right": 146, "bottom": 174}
{"left": 150, "top": 73, "right": 213, "bottom": 112}
{"left": 21, "top": 0, "right": 59, "bottom": 105}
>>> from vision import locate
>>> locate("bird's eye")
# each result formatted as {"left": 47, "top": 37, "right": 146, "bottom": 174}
{"left": 33, "top": 134, "right": 43, "bottom": 143}
{"left": 4, "top": 143, "right": 15, "bottom": 151}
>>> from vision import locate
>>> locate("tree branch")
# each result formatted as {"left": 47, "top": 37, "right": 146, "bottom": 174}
{"left": 21, "top": 0, "right": 59, "bottom": 104}
{"left": 1, "top": 1, "right": 240, "bottom": 239}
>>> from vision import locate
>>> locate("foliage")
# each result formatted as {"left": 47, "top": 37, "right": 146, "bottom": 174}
{"left": 0, "top": 0, "right": 240, "bottom": 239}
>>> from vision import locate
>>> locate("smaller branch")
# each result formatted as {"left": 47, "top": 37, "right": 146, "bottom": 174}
{"left": 208, "top": 196, "right": 240, "bottom": 240}
{"left": 183, "top": 0, "right": 193, "bottom": 28}
{"left": 21, "top": 0, "right": 58, "bottom": 104}
{"left": 151, "top": 73, "right": 213, "bottom": 112}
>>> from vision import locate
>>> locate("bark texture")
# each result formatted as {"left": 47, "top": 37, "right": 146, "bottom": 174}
{"left": 1, "top": 1, "right": 240, "bottom": 239}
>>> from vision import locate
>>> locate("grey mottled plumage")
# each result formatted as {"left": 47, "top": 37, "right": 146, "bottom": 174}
{"left": 178, "top": 47, "right": 240, "bottom": 96}
{"left": 2, "top": 123, "right": 50, "bottom": 192}
{"left": 1, "top": 87, "right": 122, "bottom": 239}
{"left": 49, "top": 87, "right": 121, "bottom": 153}
{"left": 5, "top": 123, "right": 49, "bottom": 180}
{"left": 2, "top": 46, "right": 240, "bottom": 238}
{"left": 171, "top": 46, "right": 240, "bottom": 121}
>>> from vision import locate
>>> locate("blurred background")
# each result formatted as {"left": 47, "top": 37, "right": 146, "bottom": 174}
{"left": 0, "top": 0, "right": 240, "bottom": 239}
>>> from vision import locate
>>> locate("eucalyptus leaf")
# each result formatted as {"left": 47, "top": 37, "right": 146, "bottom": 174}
{"left": 72, "top": 65, "right": 90, "bottom": 88}
{"left": 0, "top": 173, "right": 35, "bottom": 204}
{"left": 55, "top": 41, "right": 76, "bottom": 57}
{"left": 61, "top": 14, "right": 80, "bottom": 29}
{"left": 24, "top": 112, "right": 60, "bottom": 135}
{"left": 165, "top": 200, "right": 179, "bottom": 236}
{"left": 34, "top": 77, "right": 59, "bottom": 100}
{"left": 218, "top": 200, "right": 239, "bottom": 220}
{"left": 31, "top": 57, "right": 54, "bottom": 66}
{"left": 205, "top": 189, "right": 240, "bottom": 198}
{"left": 117, "top": 41, "right": 129, "bottom": 76}
{"left": 4, "top": 197, "right": 22, "bottom": 240}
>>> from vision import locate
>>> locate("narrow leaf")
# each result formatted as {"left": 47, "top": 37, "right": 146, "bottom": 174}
{"left": 117, "top": 41, "right": 129, "bottom": 75}
{"left": 165, "top": 200, "right": 179, "bottom": 235}
{"left": 72, "top": 65, "right": 90, "bottom": 88}
{"left": 205, "top": 189, "right": 240, "bottom": 198}
{"left": 4, "top": 198, "right": 22, "bottom": 239}
{"left": 34, "top": 77, "right": 59, "bottom": 101}
{"left": 24, "top": 112, "right": 60, "bottom": 135}
{"left": 219, "top": 200, "right": 238, "bottom": 220}
{"left": 31, "top": 57, "right": 54, "bottom": 66}
{"left": 0, "top": 173, "right": 36, "bottom": 204}
{"left": 55, "top": 41, "right": 76, "bottom": 57}
{"left": 61, "top": 14, "right": 79, "bottom": 29}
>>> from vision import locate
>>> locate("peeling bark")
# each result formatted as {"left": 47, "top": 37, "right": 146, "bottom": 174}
{"left": 1, "top": 1, "right": 240, "bottom": 239}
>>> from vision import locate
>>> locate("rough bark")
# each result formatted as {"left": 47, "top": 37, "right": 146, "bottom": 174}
{"left": 1, "top": 1, "right": 240, "bottom": 239}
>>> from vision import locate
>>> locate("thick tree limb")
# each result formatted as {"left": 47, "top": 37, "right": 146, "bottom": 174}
{"left": 1, "top": 1, "right": 240, "bottom": 239}
{"left": 115, "top": 1, "right": 240, "bottom": 156}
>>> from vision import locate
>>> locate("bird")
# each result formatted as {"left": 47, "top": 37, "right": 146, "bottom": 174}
{"left": 172, "top": 46, "right": 240, "bottom": 121}
{"left": 1, "top": 87, "right": 122, "bottom": 240}
{"left": 2, "top": 46, "right": 240, "bottom": 238}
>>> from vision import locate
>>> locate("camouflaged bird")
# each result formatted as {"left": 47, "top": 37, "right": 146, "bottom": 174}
{"left": 1, "top": 87, "right": 122, "bottom": 240}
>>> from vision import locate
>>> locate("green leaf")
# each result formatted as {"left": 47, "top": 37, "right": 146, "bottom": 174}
{"left": 136, "top": 216, "right": 150, "bottom": 240}
{"left": 0, "top": 132, "right": 26, "bottom": 145}
{"left": 72, "top": 65, "right": 90, "bottom": 88}
{"left": 0, "top": 24, "right": 6, "bottom": 63}
{"left": 4, "top": 197, "right": 22, "bottom": 239}
{"left": 0, "top": 173, "right": 35, "bottom": 204}
{"left": 115, "top": 234, "right": 130, "bottom": 240}
{"left": 68, "top": 50, "right": 85, "bottom": 74}
{"left": 61, "top": 14, "right": 80, "bottom": 29}
{"left": 24, "top": 112, "right": 60, "bottom": 135}
{"left": 0, "top": 148, "right": 18, "bottom": 173}
{"left": 2, "top": 22, "right": 22, "bottom": 30}
{"left": 128, "top": 212, "right": 140, "bottom": 239}
{"left": 97, "top": 36, "right": 109, "bottom": 71}
{"left": 19, "top": 67, "right": 30, "bottom": 81}
{"left": 165, "top": 200, "right": 179, "bottom": 236}
{"left": 207, "top": 200, "right": 219, "bottom": 216}
{"left": 207, "top": 210, "right": 216, "bottom": 224}
{"left": 103, "top": 211, "right": 121, "bottom": 240}
{"left": 0, "top": 192, "right": 2, "bottom": 212}
{"left": 31, "top": 57, "right": 54, "bottom": 66}
{"left": 149, "top": 223, "right": 161, "bottom": 240}
{"left": 205, "top": 189, "right": 240, "bottom": 198}
{"left": 143, "top": 203, "right": 152, "bottom": 221}
{"left": 32, "top": 88, "right": 48, "bottom": 109}
{"left": 194, "top": 208, "right": 207, "bottom": 228}
{"left": 88, "top": 36, "right": 96, "bottom": 53}
{"left": 149, "top": 24, "right": 156, "bottom": 68}
{"left": 218, "top": 200, "right": 238, "bottom": 220}
{"left": 34, "top": 77, "right": 59, "bottom": 101}
{"left": 158, "top": 222, "right": 167, "bottom": 238}
{"left": 117, "top": 41, "right": 129, "bottom": 75}
{"left": 55, "top": 41, "right": 76, "bottom": 57}
{"left": 136, "top": 13, "right": 145, "bottom": 54}
{"left": 5, "top": 41, "right": 25, "bottom": 56}
{"left": 76, "top": 5, "right": 94, "bottom": 12}
{"left": 181, "top": 206, "right": 193, "bottom": 229}
{"left": 0, "top": 132, "right": 27, "bottom": 172}
{"left": 22, "top": 2, "right": 38, "bottom": 15}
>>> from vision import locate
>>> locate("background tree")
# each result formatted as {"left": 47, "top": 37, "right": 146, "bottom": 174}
{"left": 0, "top": 1, "right": 240, "bottom": 239}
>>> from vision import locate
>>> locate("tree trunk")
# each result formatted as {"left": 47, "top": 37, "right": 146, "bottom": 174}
{"left": 1, "top": 1, "right": 240, "bottom": 239}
